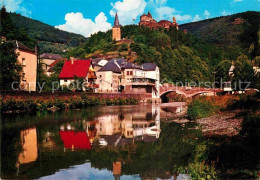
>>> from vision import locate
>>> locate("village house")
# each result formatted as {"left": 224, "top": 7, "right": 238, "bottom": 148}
{"left": 96, "top": 58, "right": 160, "bottom": 100}
{"left": 96, "top": 58, "right": 124, "bottom": 93}
{"left": 40, "top": 53, "right": 62, "bottom": 75}
{"left": 59, "top": 59, "right": 98, "bottom": 92}
{"left": 139, "top": 11, "right": 179, "bottom": 30}
{"left": 13, "top": 40, "right": 37, "bottom": 91}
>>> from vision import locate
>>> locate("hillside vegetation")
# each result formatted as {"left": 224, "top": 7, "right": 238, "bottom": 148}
{"left": 179, "top": 11, "right": 260, "bottom": 58}
{"left": 0, "top": 8, "right": 87, "bottom": 54}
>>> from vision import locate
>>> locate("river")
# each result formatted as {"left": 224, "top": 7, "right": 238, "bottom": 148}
{"left": 1, "top": 103, "right": 202, "bottom": 179}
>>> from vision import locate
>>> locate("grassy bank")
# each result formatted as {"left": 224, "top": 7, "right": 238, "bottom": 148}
{"left": 0, "top": 93, "right": 139, "bottom": 113}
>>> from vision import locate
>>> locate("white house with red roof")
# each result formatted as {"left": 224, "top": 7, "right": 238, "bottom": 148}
{"left": 59, "top": 59, "right": 98, "bottom": 92}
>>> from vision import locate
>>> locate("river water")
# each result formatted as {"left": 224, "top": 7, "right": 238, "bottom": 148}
{"left": 1, "top": 103, "right": 201, "bottom": 179}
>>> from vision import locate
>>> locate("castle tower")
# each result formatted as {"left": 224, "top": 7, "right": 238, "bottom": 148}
{"left": 112, "top": 13, "right": 121, "bottom": 41}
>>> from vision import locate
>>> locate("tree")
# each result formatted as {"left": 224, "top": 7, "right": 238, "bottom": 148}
{"left": 118, "top": 43, "right": 128, "bottom": 52}
{"left": 0, "top": 6, "right": 36, "bottom": 48}
{"left": 0, "top": 42, "right": 22, "bottom": 90}
{"left": 232, "top": 55, "right": 255, "bottom": 90}
{"left": 215, "top": 60, "right": 232, "bottom": 87}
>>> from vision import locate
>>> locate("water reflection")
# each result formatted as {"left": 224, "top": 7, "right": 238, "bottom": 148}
{"left": 17, "top": 127, "right": 38, "bottom": 165}
{"left": 59, "top": 131, "right": 91, "bottom": 150}
{"left": 1, "top": 104, "right": 199, "bottom": 179}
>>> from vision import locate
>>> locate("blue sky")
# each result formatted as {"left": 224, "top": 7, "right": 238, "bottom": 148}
{"left": 1, "top": 0, "right": 260, "bottom": 37}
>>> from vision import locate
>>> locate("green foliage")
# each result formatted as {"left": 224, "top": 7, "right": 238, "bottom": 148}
{"left": 0, "top": 94, "right": 139, "bottom": 113}
{"left": 0, "top": 6, "right": 36, "bottom": 48}
{"left": 187, "top": 97, "right": 218, "bottom": 120}
{"left": 215, "top": 60, "right": 232, "bottom": 85}
{"left": 0, "top": 41, "right": 22, "bottom": 90}
{"left": 118, "top": 43, "right": 128, "bottom": 52}
{"left": 232, "top": 55, "right": 255, "bottom": 90}
{"left": 187, "top": 144, "right": 217, "bottom": 180}
{"left": 180, "top": 11, "right": 260, "bottom": 59}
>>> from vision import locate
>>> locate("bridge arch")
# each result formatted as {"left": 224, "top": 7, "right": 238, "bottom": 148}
{"left": 160, "top": 90, "right": 188, "bottom": 103}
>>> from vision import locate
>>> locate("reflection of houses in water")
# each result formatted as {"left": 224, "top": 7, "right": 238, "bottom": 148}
{"left": 18, "top": 127, "right": 38, "bottom": 165}
{"left": 85, "top": 105, "right": 161, "bottom": 146}
{"left": 59, "top": 131, "right": 91, "bottom": 150}
{"left": 42, "top": 131, "right": 56, "bottom": 149}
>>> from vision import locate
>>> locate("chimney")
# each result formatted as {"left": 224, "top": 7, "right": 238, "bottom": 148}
{"left": 71, "top": 57, "right": 76, "bottom": 64}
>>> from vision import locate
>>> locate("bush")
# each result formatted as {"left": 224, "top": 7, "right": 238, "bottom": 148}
{"left": 187, "top": 97, "right": 218, "bottom": 120}
{"left": 1, "top": 94, "right": 139, "bottom": 113}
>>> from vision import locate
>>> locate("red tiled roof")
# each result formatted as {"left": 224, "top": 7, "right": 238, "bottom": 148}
{"left": 59, "top": 60, "right": 91, "bottom": 79}
{"left": 59, "top": 131, "right": 91, "bottom": 150}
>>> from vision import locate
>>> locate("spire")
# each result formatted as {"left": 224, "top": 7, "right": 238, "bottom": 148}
{"left": 113, "top": 13, "right": 120, "bottom": 28}
{"left": 147, "top": 11, "right": 152, "bottom": 18}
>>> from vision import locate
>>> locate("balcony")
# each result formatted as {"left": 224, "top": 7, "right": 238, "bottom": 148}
{"left": 131, "top": 77, "right": 156, "bottom": 86}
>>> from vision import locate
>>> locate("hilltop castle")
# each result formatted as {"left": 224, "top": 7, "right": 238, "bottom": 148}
{"left": 139, "top": 11, "right": 179, "bottom": 30}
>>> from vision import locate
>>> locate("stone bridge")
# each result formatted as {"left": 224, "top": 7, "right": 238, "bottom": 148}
{"left": 160, "top": 84, "right": 223, "bottom": 98}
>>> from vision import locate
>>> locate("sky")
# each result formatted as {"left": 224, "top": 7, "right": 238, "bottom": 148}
{"left": 39, "top": 162, "right": 139, "bottom": 179}
{"left": 1, "top": 0, "right": 260, "bottom": 37}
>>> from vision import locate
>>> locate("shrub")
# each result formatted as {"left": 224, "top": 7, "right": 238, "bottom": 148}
{"left": 187, "top": 97, "right": 218, "bottom": 120}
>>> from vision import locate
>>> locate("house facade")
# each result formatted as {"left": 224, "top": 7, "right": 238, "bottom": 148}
{"left": 14, "top": 41, "right": 37, "bottom": 91}
{"left": 59, "top": 59, "right": 98, "bottom": 92}
{"left": 96, "top": 58, "right": 160, "bottom": 100}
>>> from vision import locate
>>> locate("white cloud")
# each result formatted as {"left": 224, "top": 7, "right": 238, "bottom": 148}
{"left": 193, "top": 15, "right": 201, "bottom": 22}
{"left": 234, "top": 0, "right": 243, "bottom": 2}
{"left": 155, "top": 6, "right": 177, "bottom": 20}
{"left": 154, "top": 0, "right": 168, "bottom": 6}
{"left": 55, "top": 12, "right": 112, "bottom": 38}
{"left": 221, "top": 10, "right": 231, "bottom": 16}
{"left": 174, "top": 14, "right": 192, "bottom": 22}
{"left": 154, "top": 5, "right": 191, "bottom": 23}
{"left": 204, "top": 10, "right": 210, "bottom": 19}
{"left": 110, "top": 0, "right": 147, "bottom": 25}
{"left": 0, "top": 0, "right": 31, "bottom": 17}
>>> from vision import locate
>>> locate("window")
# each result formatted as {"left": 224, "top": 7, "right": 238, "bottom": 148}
{"left": 100, "top": 75, "right": 102, "bottom": 78}
{"left": 127, "top": 71, "right": 129, "bottom": 75}
{"left": 22, "top": 58, "right": 26, "bottom": 67}
{"left": 64, "top": 80, "right": 67, "bottom": 82}
{"left": 130, "top": 71, "right": 133, "bottom": 75}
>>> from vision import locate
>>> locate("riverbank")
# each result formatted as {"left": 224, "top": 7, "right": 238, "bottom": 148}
{"left": 0, "top": 92, "right": 140, "bottom": 113}
{"left": 196, "top": 110, "right": 243, "bottom": 137}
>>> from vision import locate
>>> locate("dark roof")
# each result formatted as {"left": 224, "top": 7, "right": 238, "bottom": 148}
{"left": 98, "top": 59, "right": 158, "bottom": 73}
{"left": 121, "top": 62, "right": 142, "bottom": 70}
{"left": 13, "top": 40, "right": 35, "bottom": 53}
{"left": 40, "top": 53, "right": 62, "bottom": 60}
{"left": 113, "top": 13, "right": 120, "bottom": 28}
{"left": 98, "top": 59, "right": 124, "bottom": 73}
{"left": 59, "top": 60, "right": 91, "bottom": 79}
{"left": 142, "top": 63, "right": 157, "bottom": 71}
{"left": 91, "top": 58, "right": 102, "bottom": 66}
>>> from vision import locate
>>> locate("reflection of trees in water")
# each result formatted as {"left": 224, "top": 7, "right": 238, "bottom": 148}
{"left": 1, "top": 128, "right": 22, "bottom": 179}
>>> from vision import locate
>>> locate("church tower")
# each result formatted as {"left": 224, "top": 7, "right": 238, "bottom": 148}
{"left": 112, "top": 13, "right": 121, "bottom": 41}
